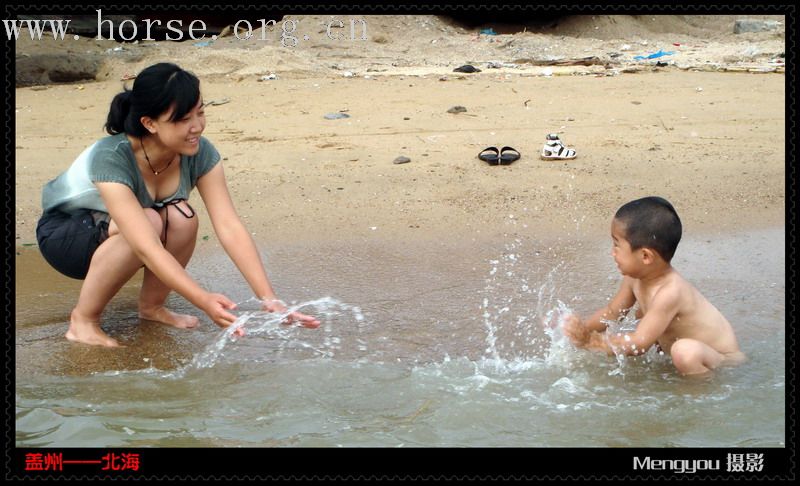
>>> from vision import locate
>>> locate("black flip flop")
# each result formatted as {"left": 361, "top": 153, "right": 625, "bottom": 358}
{"left": 454, "top": 64, "right": 482, "bottom": 73}
{"left": 478, "top": 147, "right": 501, "bottom": 165}
{"left": 499, "top": 146, "right": 521, "bottom": 165}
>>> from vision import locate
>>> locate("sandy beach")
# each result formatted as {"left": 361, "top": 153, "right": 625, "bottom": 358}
{"left": 14, "top": 15, "right": 785, "bottom": 249}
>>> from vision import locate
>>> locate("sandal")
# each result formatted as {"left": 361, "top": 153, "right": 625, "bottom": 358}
{"left": 499, "top": 146, "right": 521, "bottom": 165}
{"left": 541, "top": 134, "right": 577, "bottom": 160}
{"left": 478, "top": 147, "right": 501, "bottom": 165}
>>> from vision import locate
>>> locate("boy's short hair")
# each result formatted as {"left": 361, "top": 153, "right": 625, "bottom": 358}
{"left": 614, "top": 196, "right": 682, "bottom": 262}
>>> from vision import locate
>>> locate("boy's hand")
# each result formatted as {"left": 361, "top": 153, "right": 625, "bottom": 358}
{"left": 261, "top": 299, "right": 321, "bottom": 329}
{"left": 561, "top": 314, "right": 590, "bottom": 347}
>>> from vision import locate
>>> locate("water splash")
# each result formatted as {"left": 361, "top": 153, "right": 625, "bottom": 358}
{"left": 190, "top": 297, "right": 366, "bottom": 373}
{"left": 542, "top": 300, "right": 578, "bottom": 369}
{"left": 479, "top": 238, "right": 573, "bottom": 373}
{"left": 597, "top": 308, "right": 636, "bottom": 376}
{"left": 477, "top": 237, "right": 651, "bottom": 377}
{"left": 96, "top": 297, "right": 365, "bottom": 380}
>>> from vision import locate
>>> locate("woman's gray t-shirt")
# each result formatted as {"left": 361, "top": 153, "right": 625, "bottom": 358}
{"left": 41, "top": 132, "right": 220, "bottom": 215}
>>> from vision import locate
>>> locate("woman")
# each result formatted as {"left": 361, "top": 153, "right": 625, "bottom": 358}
{"left": 36, "top": 62, "right": 319, "bottom": 347}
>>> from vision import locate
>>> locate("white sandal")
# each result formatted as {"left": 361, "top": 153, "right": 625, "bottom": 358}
{"left": 541, "top": 133, "right": 577, "bottom": 160}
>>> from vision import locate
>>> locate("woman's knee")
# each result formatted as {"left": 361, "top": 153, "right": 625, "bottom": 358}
{"left": 143, "top": 208, "right": 165, "bottom": 235}
{"left": 163, "top": 203, "right": 198, "bottom": 241}
{"left": 107, "top": 209, "right": 163, "bottom": 238}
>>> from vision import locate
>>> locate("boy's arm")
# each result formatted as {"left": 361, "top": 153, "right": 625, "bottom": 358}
{"left": 584, "top": 277, "right": 637, "bottom": 332}
{"left": 583, "top": 285, "right": 679, "bottom": 356}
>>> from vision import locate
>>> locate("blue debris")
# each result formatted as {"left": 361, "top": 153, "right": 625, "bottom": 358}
{"left": 633, "top": 50, "right": 675, "bottom": 61}
{"left": 480, "top": 28, "right": 498, "bottom": 36}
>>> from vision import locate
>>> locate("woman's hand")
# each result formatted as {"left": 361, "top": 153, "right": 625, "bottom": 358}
{"left": 201, "top": 292, "right": 239, "bottom": 327}
{"left": 202, "top": 293, "right": 247, "bottom": 336}
{"left": 262, "top": 299, "right": 321, "bottom": 329}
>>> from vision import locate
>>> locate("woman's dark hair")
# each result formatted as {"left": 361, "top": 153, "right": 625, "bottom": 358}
{"left": 105, "top": 63, "right": 200, "bottom": 137}
{"left": 614, "top": 196, "right": 682, "bottom": 262}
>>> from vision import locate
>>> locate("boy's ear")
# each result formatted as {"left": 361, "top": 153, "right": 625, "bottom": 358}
{"left": 640, "top": 248, "right": 657, "bottom": 264}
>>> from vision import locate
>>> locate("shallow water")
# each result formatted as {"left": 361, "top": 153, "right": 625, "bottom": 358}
{"left": 15, "top": 227, "right": 785, "bottom": 447}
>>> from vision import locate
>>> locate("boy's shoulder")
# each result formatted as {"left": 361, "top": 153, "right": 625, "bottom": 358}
{"left": 664, "top": 268, "right": 694, "bottom": 291}
{"left": 635, "top": 269, "right": 691, "bottom": 306}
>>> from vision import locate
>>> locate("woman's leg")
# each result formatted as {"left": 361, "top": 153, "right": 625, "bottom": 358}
{"left": 138, "top": 201, "right": 200, "bottom": 328}
{"left": 67, "top": 209, "right": 164, "bottom": 347}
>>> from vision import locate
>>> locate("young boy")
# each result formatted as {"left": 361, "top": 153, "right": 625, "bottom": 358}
{"left": 562, "top": 196, "right": 745, "bottom": 375}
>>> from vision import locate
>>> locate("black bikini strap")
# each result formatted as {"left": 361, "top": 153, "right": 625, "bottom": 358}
{"left": 164, "top": 198, "right": 196, "bottom": 218}
{"left": 155, "top": 199, "right": 195, "bottom": 247}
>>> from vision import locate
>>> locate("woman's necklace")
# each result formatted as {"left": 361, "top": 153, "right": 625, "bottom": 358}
{"left": 140, "top": 137, "right": 173, "bottom": 175}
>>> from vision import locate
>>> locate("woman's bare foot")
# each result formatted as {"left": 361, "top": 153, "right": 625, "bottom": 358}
{"left": 139, "top": 305, "right": 200, "bottom": 329}
{"left": 66, "top": 309, "right": 120, "bottom": 347}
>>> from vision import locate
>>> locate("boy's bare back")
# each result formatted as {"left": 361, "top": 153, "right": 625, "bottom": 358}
{"left": 629, "top": 269, "right": 742, "bottom": 358}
